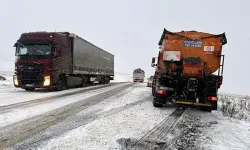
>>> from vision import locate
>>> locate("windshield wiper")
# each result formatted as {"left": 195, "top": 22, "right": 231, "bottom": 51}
{"left": 32, "top": 61, "right": 41, "bottom": 65}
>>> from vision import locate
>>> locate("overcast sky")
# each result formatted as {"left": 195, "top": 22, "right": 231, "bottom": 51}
{"left": 0, "top": 0, "right": 250, "bottom": 95}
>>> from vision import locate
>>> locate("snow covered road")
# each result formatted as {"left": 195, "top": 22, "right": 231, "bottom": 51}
{"left": 1, "top": 82, "right": 250, "bottom": 150}
{"left": 0, "top": 83, "right": 128, "bottom": 128}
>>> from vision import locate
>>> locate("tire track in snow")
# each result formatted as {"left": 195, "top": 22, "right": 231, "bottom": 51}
{"left": 0, "top": 82, "right": 124, "bottom": 114}
{"left": 0, "top": 83, "right": 133, "bottom": 150}
{"left": 117, "top": 107, "right": 185, "bottom": 150}
{"left": 9, "top": 97, "right": 150, "bottom": 150}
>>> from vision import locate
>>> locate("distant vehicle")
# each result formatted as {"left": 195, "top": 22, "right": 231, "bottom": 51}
{"left": 133, "top": 68, "right": 145, "bottom": 83}
{"left": 147, "top": 76, "right": 153, "bottom": 87}
{"left": 13, "top": 31, "right": 114, "bottom": 91}
{"left": 151, "top": 28, "right": 227, "bottom": 112}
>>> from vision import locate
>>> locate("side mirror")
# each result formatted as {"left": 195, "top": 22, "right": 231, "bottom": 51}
{"left": 152, "top": 57, "right": 155, "bottom": 63}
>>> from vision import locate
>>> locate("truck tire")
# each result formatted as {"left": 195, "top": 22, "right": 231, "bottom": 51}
{"left": 152, "top": 83, "right": 156, "bottom": 96}
{"left": 201, "top": 107, "right": 212, "bottom": 112}
{"left": 81, "top": 77, "right": 88, "bottom": 87}
{"left": 56, "top": 79, "right": 67, "bottom": 91}
{"left": 153, "top": 98, "right": 163, "bottom": 108}
{"left": 99, "top": 78, "right": 105, "bottom": 84}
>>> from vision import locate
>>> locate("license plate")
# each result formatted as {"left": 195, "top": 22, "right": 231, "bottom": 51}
{"left": 184, "top": 41, "right": 202, "bottom": 47}
{"left": 25, "top": 84, "right": 34, "bottom": 87}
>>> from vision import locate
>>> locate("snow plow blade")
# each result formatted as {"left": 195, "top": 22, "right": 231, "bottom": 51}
{"left": 175, "top": 101, "right": 211, "bottom": 107}
{"left": 175, "top": 100, "right": 213, "bottom": 112}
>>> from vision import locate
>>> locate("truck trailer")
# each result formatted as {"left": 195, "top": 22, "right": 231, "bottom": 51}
{"left": 151, "top": 29, "right": 227, "bottom": 112}
{"left": 13, "top": 32, "right": 114, "bottom": 91}
{"left": 133, "top": 68, "right": 145, "bottom": 83}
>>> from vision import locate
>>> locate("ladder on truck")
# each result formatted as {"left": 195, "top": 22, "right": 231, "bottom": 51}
{"left": 216, "top": 55, "right": 225, "bottom": 94}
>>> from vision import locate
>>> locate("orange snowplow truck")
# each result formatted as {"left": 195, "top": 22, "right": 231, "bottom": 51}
{"left": 151, "top": 29, "right": 227, "bottom": 112}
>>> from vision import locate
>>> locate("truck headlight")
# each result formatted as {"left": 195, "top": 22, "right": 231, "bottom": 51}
{"left": 13, "top": 75, "right": 18, "bottom": 85}
{"left": 43, "top": 76, "right": 50, "bottom": 86}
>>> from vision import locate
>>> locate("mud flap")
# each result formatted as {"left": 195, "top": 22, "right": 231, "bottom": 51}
{"left": 153, "top": 98, "right": 164, "bottom": 108}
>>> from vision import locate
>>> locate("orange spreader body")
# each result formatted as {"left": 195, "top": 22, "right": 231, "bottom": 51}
{"left": 158, "top": 29, "right": 227, "bottom": 76}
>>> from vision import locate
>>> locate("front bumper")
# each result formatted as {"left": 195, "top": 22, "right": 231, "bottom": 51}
{"left": 13, "top": 74, "right": 52, "bottom": 89}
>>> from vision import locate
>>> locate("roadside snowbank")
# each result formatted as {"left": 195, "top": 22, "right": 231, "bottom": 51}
{"left": 203, "top": 110, "right": 250, "bottom": 150}
{"left": 218, "top": 94, "right": 250, "bottom": 122}
{"left": 168, "top": 109, "right": 250, "bottom": 150}
{"left": 0, "top": 70, "right": 14, "bottom": 91}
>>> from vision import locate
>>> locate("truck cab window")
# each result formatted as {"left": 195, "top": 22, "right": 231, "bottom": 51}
{"left": 16, "top": 44, "right": 53, "bottom": 56}
{"left": 17, "top": 46, "right": 28, "bottom": 55}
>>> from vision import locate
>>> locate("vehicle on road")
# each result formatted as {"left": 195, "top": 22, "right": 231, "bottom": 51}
{"left": 13, "top": 32, "right": 114, "bottom": 91}
{"left": 151, "top": 29, "right": 227, "bottom": 111}
{"left": 133, "top": 68, "right": 145, "bottom": 83}
{"left": 147, "top": 76, "right": 153, "bottom": 87}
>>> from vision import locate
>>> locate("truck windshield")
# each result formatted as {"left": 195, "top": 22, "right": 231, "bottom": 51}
{"left": 16, "top": 44, "right": 54, "bottom": 56}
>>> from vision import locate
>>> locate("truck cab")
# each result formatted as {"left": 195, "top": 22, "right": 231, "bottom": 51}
{"left": 13, "top": 32, "right": 71, "bottom": 91}
{"left": 147, "top": 76, "right": 154, "bottom": 87}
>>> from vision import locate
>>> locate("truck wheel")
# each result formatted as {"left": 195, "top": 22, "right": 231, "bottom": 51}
{"left": 201, "top": 107, "right": 212, "bottom": 112}
{"left": 153, "top": 98, "right": 163, "bottom": 108}
{"left": 205, "top": 107, "right": 212, "bottom": 112}
{"left": 99, "top": 79, "right": 104, "bottom": 84}
{"left": 152, "top": 85, "right": 156, "bottom": 96}
{"left": 104, "top": 79, "right": 108, "bottom": 84}
{"left": 81, "top": 77, "right": 89, "bottom": 87}
{"left": 106, "top": 79, "right": 110, "bottom": 84}
{"left": 56, "top": 79, "right": 67, "bottom": 91}
{"left": 25, "top": 87, "right": 35, "bottom": 91}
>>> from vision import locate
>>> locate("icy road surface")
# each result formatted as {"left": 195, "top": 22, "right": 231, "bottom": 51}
{"left": 0, "top": 83, "right": 250, "bottom": 150}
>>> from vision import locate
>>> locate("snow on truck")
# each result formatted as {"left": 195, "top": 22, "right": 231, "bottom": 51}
{"left": 133, "top": 68, "right": 145, "bottom": 83}
{"left": 151, "top": 29, "right": 227, "bottom": 112}
{"left": 13, "top": 31, "right": 114, "bottom": 91}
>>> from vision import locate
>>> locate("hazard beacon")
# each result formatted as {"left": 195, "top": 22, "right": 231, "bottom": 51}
{"left": 151, "top": 29, "right": 227, "bottom": 112}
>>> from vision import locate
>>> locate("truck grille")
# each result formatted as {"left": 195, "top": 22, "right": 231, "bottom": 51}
{"left": 17, "top": 64, "right": 44, "bottom": 85}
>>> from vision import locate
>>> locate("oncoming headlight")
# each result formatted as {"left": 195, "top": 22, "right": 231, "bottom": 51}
{"left": 13, "top": 75, "right": 18, "bottom": 85}
{"left": 43, "top": 76, "right": 50, "bottom": 86}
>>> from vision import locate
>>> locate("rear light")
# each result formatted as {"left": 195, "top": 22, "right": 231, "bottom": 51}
{"left": 156, "top": 89, "right": 167, "bottom": 95}
{"left": 218, "top": 76, "right": 223, "bottom": 85}
{"left": 208, "top": 96, "right": 217, "bottom": 101}
{"left": 218, "top": 80, "right": 222, "bottom": 85}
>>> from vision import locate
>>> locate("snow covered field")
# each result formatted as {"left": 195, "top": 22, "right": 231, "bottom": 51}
{"left": 0, "top": 70, "right": 14, "bottom": 91}
{"left": 218, "top": 94, "right": 250, "bottom": 122}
